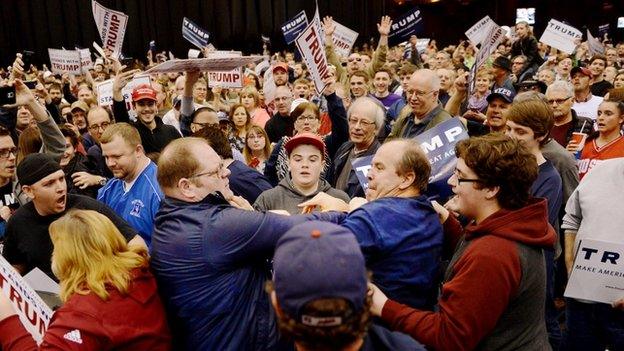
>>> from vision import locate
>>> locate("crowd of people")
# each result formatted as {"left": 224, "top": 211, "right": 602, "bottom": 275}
{"left": 0, "top": 12, "right": 622, "bottom": 351}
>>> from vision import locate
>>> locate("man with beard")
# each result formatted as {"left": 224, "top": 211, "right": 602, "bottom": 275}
{"left": 2, "top": 153, "right": 144, "bottom": 279}
{"left": 272, "top": 62, "right": 290, "bottom": 87}
{"left": 112, "top": 69, "right": 181, "bottom": 154}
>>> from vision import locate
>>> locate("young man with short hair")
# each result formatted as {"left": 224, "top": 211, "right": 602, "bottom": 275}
{"left": 369, "top": 134, "right": 555, "bottom": 350}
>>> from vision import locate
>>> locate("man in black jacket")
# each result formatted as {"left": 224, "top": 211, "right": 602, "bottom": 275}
{"left": 112, "top": 70, "right": 181, "bottom": 154}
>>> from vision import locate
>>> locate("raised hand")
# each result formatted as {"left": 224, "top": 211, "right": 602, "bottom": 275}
{"left": 377, "top": 16, "right": 393, "bottom": 36}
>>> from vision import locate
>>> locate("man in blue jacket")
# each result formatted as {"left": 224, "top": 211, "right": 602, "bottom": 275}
{"left": 151, "top": 137, "right": 346, "bottom": 351}
{"left": 302, "top": 138, "right": 444, "bottom": 310}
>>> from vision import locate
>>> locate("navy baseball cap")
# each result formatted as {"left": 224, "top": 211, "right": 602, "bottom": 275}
{"left": 487, "top": 87, "right": 515, "bottom": 104}
{"left": 273, "top": 221, "right": 367, "bottom": 327}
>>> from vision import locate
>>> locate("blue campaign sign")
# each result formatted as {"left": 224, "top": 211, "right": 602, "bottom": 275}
{"left": 281, "top": 10, "right": 309, "bottom": 44}
{"left": 389, "top": 8, "right": 424, "bottom": 46}
{"left": 351, "top": 118, "right": 468, "bottom": 200}
{"left": 182, "top": 17, "right": 210, "bottom": 49}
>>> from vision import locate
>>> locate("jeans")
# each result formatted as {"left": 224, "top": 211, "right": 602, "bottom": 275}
{"left": 561, "top": 298, "right": 624, "bottom": 351}
{"left": 545, "top": 248, "right": 562, "bottom": 350}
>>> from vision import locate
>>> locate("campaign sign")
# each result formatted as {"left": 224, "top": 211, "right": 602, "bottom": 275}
{"left": 96, "top": 75, "right": 151, "bottom": 110}
{"left": 206, "top": 52, "right": 244, "bottom": 88}
{"left": 465, "top": 15, "right": 496, "bottom": 46}
{"left": 473, "top": 23, "right": 505, "bottom": 71}
{"left": 565, "top": 239, "right": 624, "bottom": 304}
{"left": 539, "top": 19, "right": 582, "bottom": 55}
{"left": 352, "top": 118, "right": 468, "bottom": 198}
{"left": 282, "top": 10, "right": 309, "bottom": 45}
{"left": 388, "top": 8, "right": 424, "bottom": 46}
{"left": 91, "top": 0, "right": 128, "bottom": 57}
{"left": 144, "top": 56, "right": 264, "bottom": 74}
{"left": 78, "top": 48, "right": 93, "bottom": 73}
{"left": 48, "top": 49, "right": 82, "bottom": 75}
{"left": 182, "top": 17, "right": 210, "bottom": 49}
{"left": 598, "top": 24, "right": 610, "bottom": 37}
{"left": 0, "top": 256, "right": 54, "bottom": 344}
{"left": 587, "top": 30, "right": 605, "bottom": 56}
{"left": 295, "top": 9, "right": 331, "bottom": 95}
{"left": 331, "top": 21, "right": 359, "bottom": 57}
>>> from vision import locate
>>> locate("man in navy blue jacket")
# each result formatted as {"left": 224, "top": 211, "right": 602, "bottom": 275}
{"left": 151, "top": 137, "right": 345, "bottom": 351}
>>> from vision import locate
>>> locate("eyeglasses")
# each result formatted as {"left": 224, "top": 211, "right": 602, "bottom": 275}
{"left": 547, "top": 97, "right": 571, "bottom": 105}
{"left": 88, "top": 121, "right": 111, "bottom": 131}
{"left": 296, "top": 115, "right": 318, "bottom": 123}
{"left": 452, "top": 168, "right": 483, "bottom": 184}
{"left": 348, "top": 117, "right": 375, "bottom": 128}
{"left": 406, "top": 89, "right": 435, "bottom": 98}
{"left": 192, "top": 121, "right": 218, "bottom": 128}
{"left": 0, "top": 147, "right": 17, "bottom": 159}
{"left": 190, "top": 163, "right": 224, "bottom": 179}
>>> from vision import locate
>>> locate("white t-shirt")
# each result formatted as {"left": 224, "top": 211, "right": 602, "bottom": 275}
{"left": 572, "top": 95, "right": 603, "bottom": 121}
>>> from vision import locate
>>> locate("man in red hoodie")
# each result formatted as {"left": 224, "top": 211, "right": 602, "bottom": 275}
{"left": 370, "top": 134, "right": 556, "bottom": 351}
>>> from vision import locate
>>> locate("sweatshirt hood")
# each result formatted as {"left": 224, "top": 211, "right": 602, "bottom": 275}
{"left": 465, "top": 198, "right": 556, "bottom": 249}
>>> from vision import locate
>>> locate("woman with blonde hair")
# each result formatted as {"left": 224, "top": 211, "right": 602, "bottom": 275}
{"left": 0, "top": 210, "right": 171, "bottom": 350}
{"left": 243, "top": 125, "right": 272, "bottom": 173}
{"left": 240, "top": 85, "right": 271, "bottom": 128}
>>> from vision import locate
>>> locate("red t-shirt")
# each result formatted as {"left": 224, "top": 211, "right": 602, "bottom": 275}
{"left": 551, "top": 121, "right": 573, "bottom": 147}
{"left": 578, "top": 136, "right": 624, "bottom": 180}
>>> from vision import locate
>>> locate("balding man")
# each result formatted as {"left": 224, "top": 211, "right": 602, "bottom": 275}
{"left": 388, "top": 69, "right": 452, "bottom": 139}
{"left": 151, "top": 138, "right": 346, "bottom": 350}
{"left": 264, "top": 86, "right": 294, "bottom": 143}
{"left": 329, "top": 97, "right": 385, "bottom": 198}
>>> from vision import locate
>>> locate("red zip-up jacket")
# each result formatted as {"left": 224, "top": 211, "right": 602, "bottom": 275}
{"left": 380, "top": 198, "right": 556, "bottom": 351}
{"left": 0, "top": 267, "right": 171, "bottom": 350}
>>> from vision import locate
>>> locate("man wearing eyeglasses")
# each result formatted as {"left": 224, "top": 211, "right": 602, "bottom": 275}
{"left": 547, "top": 81, "right": 595, "bottom": 148}
{"left": 388, "top": 69, "right": 451, "bottom": 139}
{"left": 151, "top": 137, "right": 347, "bottom": 350}
{"left": 369, "top": 134, "right": 554, "bottom": 350}
{"left": 112, "top": 70, "right": 182, "bottom": 154}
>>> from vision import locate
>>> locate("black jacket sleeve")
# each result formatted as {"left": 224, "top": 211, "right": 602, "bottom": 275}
{"left": 324, "top": 93, "right": 349, "bottom": 160}
{"left": 112, "top": 99, "right": 130, "bottom": 124}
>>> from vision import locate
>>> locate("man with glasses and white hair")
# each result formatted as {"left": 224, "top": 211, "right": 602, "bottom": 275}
{"left": 388, "top": 69, "right": 451, "bottom": 139}
{"left": 546, "top": 80, "right": 595, "bottom": 148}
{"left": 329, "top": 96, "right": 385, "bottom": 198}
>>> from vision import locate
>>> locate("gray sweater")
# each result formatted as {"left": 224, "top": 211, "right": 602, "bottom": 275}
{"left": 254, "top": 176, "right": 350, "bottom": 215}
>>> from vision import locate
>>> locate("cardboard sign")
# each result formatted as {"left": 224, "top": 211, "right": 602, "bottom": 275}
{"left": 465, "top": 16, "right": 496, "bottom": 46}
{"left": 206, "top": 52, "right": 244, "bottom": 89}
{"left": 78, "top": 48, "right": 93, "bottom": 73}
{"left": 188, "top": 49, "right": 201, "bottom": 59}
{"left": 565, "top": 239, "right": 624, "bottom": 304}
{"left": 539, "top": 19, "right": 582, "bottom": 55}
{"left": 473, "top": 23, "right": 505, "bottom": 70}
{"left": 587, "top": 30, "right": 605, "bottom": 56}
{"left": 295, "top": 8, "right": 331, "bottom": 95}
{"left": 182, "top": 17, "right": 210, "bottom": 49}
{"left": 48, "top": 49, "right": 82, "bottom": 75}
{"left": 281, "top": 10, "right": 309, "bottom": 45}
{"left": 598, "top": 24, "right": 610, "bottom": 37}
{"left": 262, "top": 66, "right": 277, "bottom": 104}
{"left": 352, "top": 119, "right": 468, "bottom": 198}
{"left": 331, "top": 21, "right": 359, "bottom": 57}
{"left": 91, "top": 0, "right": 128, "bottom": 57}
{"left": 388, "top": 8, "right": 424, "bottom": 46}
{"left": 96, "top": 75, "right": 151, "bottom": 109}
{"left": 144, "top": 56, "right": 264, "bottom": 74}
{"left": 0, "top": 256, "right": 54, "bottom": 344}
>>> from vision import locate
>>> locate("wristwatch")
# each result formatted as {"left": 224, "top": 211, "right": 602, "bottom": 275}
{"left": 98, "top": 177, "right": 107, "bottom": 187}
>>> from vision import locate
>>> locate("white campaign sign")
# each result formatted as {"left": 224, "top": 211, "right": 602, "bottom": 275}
{"left": 144, "top": 56, "right": 264, "bottom": 74}
{"left": 78, "top": 48, "right": 93, "bottom": 73}
{"left": 565, "top": 239, "right": 624, "bottom": 304}
{"left": 587, "top": 30, "right": 605, "bottom": 56}
{"left": 539, "top": 19, "right": 582, "bottom": 55}
{"left": 331, "top": 21, "right": 359, "bottom": 57}
{"left": 465, "top": 16, "right": 496, "bottom": 46}
{"left": 91, "top": 0, "right": 129, "bottom": 57}
{"left": 96, "top": 76, "right": 151, "bottom": 109}
{"left": 48, "top": 49, "right": 82, "bottom": 75}
{"left": 206, "top": 52, "right": 244, "bottom": 88}
{"left": 295, "top": 8, "right": 331, "bottom": 95}
{"left": 0, "top": 256, "right": 54, "bottom": 344}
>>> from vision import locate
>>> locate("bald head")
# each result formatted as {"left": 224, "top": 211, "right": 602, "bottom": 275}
{"left": 407, "top": 69, "right": 441, "bottom": 118}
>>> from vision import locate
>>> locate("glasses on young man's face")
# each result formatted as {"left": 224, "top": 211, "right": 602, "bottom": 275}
{"left": 88, "top": 121, "right": 111, "bottom": 132}
{"left": 0, "top": 147, "right": 17, "bottom": 159}
{"left": 452, "top": 168, "right": 482, "bottom": 184}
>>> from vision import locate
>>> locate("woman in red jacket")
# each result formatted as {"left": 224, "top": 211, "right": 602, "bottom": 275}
{"left": 0, "top": 209, "right": 171, "bottom": 350}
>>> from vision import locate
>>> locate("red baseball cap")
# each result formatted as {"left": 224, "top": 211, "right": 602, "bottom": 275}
{"left": 131, "top": 84, "right": 158, "bottom": 102}
{"left": 285, "top": 133, "right": 326, "bottom": 158}
{"left": 571, "top": 66, "right": 593, "bottom": 78}
{"left": 273, "top": 62, "right": 289, "bottom": 73}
